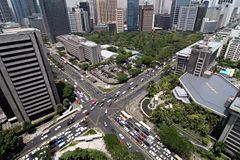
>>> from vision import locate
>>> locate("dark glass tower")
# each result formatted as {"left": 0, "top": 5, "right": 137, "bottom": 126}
{"left": 0, "top": 0, "right": 14, "bottom": 22}
{"left": 11, "top": 0, "right": 39, "bottom": 23}
{"left": 127, "top": 0, "right": 139, "bottom": 31}
{"left": 39, "top": 0, "right": 70, "bottom": 43}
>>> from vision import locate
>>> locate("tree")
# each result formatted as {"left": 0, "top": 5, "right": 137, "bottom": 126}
{"left": 116, "top": 54, "right": 129, "bottom": 63}
{"left": 157, "top": 124, "right": 193, "bottom": 159}
{"left": 213, "top": 141, "right": 227, "bottom": 156}
{"left": 55, "top": 80, "right": 74, "bottom": 102}
{"left": 117, "top": 73, "right": 128, "bottom": 83}
{"left": 63, "top": 98, "right": 70, "bottom": 108}
{"left": 79, "top": 63, "right": 89, "bottom": 71}
{"left": 129, "top": 68, "right": 141, "bottom": 77}
{"left": 0, "top": 128, "right": 23, "bottom": 159}
{"left": 60, "top": 148, "right": 108, "bottom": 160}
{"left": 107, "top": 46, "right": 117, "bottom": 52}
{"left": 54, "top": 104, "right": 65, "bottom": 115}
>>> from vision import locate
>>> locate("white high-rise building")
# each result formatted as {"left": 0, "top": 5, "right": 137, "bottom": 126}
{"left": 116, "top": 8, "right": 124, "bottom": 33}
{"left": 177, "top": 5, "right": 198, "bottom": 31}
{"left": 68, "top": 7, "right": 83, "bottom": 33}
{"left": 224, "top": 38, "right": 240, "bottom": 61}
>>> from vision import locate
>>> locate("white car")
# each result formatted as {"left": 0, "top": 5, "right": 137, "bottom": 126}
{"left": 107, "top": 99, "right": 112, "bottom": 103}
{"left": 41, "top": 135, "right": 48, "bottom": 140}
{"left": 104, "top": 121, "right": 108, "bottom": 127}
{"left": 55, "top": 125, "right": 61, "bottom": 131}
{"left": 129, "top": 82, "right": 134, "bottom": 86}
{"left": 122, "top": 91, "right": 126, "bottom": 95}
{"left": 141, "top": 78, "right": 144, "bottom": 82}
{"left": 119, "top": 133, "right": 125, "bottom": 140}
{"left": 90, "top": 106, "right": 95, "bottom": 111}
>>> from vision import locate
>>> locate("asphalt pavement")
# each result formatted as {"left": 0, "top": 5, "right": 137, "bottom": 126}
{"left": 19, "top": 55, "right": 175, "bottom": 160}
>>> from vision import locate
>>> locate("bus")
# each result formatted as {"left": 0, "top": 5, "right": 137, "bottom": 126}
{"left": 139, "top": 121, "right": 151, "bottom": 132}
{"left": 120, "top": 110, "right": 132, "bottom": 120}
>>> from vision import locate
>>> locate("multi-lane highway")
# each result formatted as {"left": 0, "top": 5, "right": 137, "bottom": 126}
{"left": 19, "top": 50, "right": 175, "bottom": 160}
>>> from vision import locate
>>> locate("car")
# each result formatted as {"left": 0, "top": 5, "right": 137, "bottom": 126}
{"left": 55, "top": 125, "right": 61, "bottom": 131}
{"left": 129, "top": 82, "right": 134, "bottom": 86}
{"left": 82, "top": 110, "right": 89, "bottom": 115}
{"left": 126, "top": 142, "right": 132, "bottom": 149}
{"left": 119, "top": 133, "right": 125, "bottom": 140}
{"left": 107, "top": 99, "right": 112, "bottom": 103}
{"left": 74, "top": 81, "right": 77, "bottom": 85}
{"left": 41, "top": 135, "right": 48, "bottom": 140}
{"left": 130, "top": 86, "right": 135, "bottom": 90}
{"left": 122, "top": 91, "right": 126, "bottom": 95}
{"left": 90, "top": 106, "right": 95, "bottom": 111}
{"left": 115, "top": 91, "right": 120, "bottom": 97}
{"left": 140, "top": 78, "right": 144, "bottom": 82}
{"left": 104, "top": 121, "right": 108, "bottom": 127}
{"left": 100, "top": 103, "right": 104, "bottom": 107}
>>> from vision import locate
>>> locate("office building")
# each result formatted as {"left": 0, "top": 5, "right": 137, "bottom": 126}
{"left": 177, "top": 5, "right": 198, "bottom": 31}
{"left": 175, "top": 40, "right": 222, "bottom": 75}
{"left": 88, "top": 0, "right": 97, "bottom": 27}
{"left": 28, "top": 16, "right": 46, "bottom": 35}
{"left": 11, "top": 0, "right": 39, "bottom": 24}
{"left": 57, "top": 35, "right": 102, "bottom": 64}
{"left": 194, "top": 2, "right": 209, "bottom": 31}
{"left": 187, "top": 45, "right": 215, "bottom": 77}
{"left": 116, "top": 8, "right": 124, "bottom": 33}
{"left": 154, "top": 0, "right": 164, "bottom": 14}
{"left": 39, "top": 0, "right": 70, "bottom": 43}
{"left": 219, "top": 96, "right": 240, "bottom": 155}
{"left": 170, "top": 0, "right": 191, "bottom": 29}
{"left": 139, "top": 4, "right": 154, "bottom": 32}
{"left": 127, "top": 0, "right": 139, "bottom": 31}
{"left": 68, "top": 7, "right": 83, "bottom": 33}
{"left": 200, "top": 18, "right": 217, "bottom": 33}
{"left": 96, "top": 0, "right": 116, "bottom": 24}
{"left": 218, "top": 0, "right": 236, "bottom": 28}
{"left": 154, "top": 13, "right": 170, "bottom": 30}
{"left": 0, "top": 0, "right": 14, "bottom": 23}
{"left": 224, "top": 38, "right": 240, "bottom": 61}
{"left": 0, "top": 28, "right": 60, "bottom": 123}
{"left": 94, "top": 24, "right": 108, "bottom": 32}
{"left": 80, "top": 2, "right": 91, "bottom": 31}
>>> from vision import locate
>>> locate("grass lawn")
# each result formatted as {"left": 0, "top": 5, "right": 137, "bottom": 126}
{"left": 82, "top": 129, "right": 97, "bottom": 136}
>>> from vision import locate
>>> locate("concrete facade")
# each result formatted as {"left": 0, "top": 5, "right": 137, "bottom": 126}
{"left": 0, "top": 28, "right": 60, "bottom": 123}
{"left": 57, "top": 35, "right": 102, "bottom": 64}
{"left": 68, "top": 7, "right": 83, "bottom": 33}
{"left": 224, "top": 38, "right": 240, "bottom": 61}
{"left": 139, "top": 4, "right": 154, "bottom": 32}
{"left": 177, "top": 5, "right": 198, "bottom": 31}
{"left": 116, "top": 8, "right": 124, "bottom": 33}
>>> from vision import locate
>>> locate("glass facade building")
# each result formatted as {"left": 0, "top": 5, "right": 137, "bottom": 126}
{"left": 127, "top": 0, "right": 139, "bottom": 31}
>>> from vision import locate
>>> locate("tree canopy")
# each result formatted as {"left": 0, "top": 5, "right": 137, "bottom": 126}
{"left": 0, "top": 128, "right": 23, "bottom": 159}
{"left": 103, "top": 134, "right": 144, "bottom": 160}
{"left": 60, "top": 148, "right": 108, "bottom": 160}
{"left": 55, "top": 80, "right": 74, "bottom": 102}
{"left": 117, "top": 73, "right": 129, "bottom": 83}
{"left": 82, "top": 31, "right": 203, "bottom": 62}
{"left": 157, "top": 124, "right": 193, "bottom": 159}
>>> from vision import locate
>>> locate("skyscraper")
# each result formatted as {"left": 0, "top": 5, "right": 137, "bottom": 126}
{"left": 224, "top": 38, "right": 240, "bottom": 61}
{"left": 96, "top": 0, "right": 117, "bottom": 24}
{"left": 170, "top": 0, "right": 191, "bottom": 29}
{"left": 0, "top": 28, "right": 60, "bottom": 123}
{"left": 39, "top": 0, "right": 70, "bottom": 43}
{"left": 194, "top": 1, "right": 209, "bottom": 31}
{"left": 0, "top": 0, "right": 14, "bottom": 22}
{"left": 127, "top": 0, "right": 139, "bottom": 31}
{"left": 80, "top": 2, "right": 91, "bottom": 32}
{"left": 177, "top": 6, "right": 198, "bottom": 31}
{"left": 116, "top": 8, "right": 124, "bottom": 33}
{"left": 11, "top": 0, "right": 39, "bottom": 24}
{"left": 68, "top": 7, "right": 83, "bottom": 33}
{"left": 139, "top": 4, "right": 154, "bottom": 32}
{"left": 154, "top": 0, "right": 164, "bottom": 14}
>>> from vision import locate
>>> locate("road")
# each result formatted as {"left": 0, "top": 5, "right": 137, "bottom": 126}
{"left": 19, "top": 51, "right": 176, "bottom": 160}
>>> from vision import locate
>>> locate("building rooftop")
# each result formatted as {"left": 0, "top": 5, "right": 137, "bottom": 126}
{"left": 1, "top": 27, "right": 40, "bottom": 35}
{"left": 176, "top": 40, "right": 222, "bottom": 57}
{"left": 81, "top": 40, "right": 98, "bottom": 47}
{"left": 172, "top": 86, "right": 190, "bottom": 104}
{"left": 179, "top": 73, "right": 239, "bottom": 117}
{"left": 230, "top": 97, "right": 240, "bottom": 114}
{"left": 101, "top": 50, "right": 118, "bottom": 59}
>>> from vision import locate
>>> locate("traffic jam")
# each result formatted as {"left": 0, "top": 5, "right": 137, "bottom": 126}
{"left": 114, "top": 111, "right": 177, "bottom": 160}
